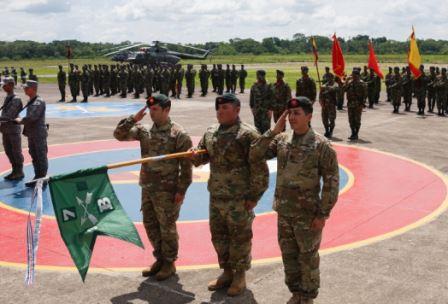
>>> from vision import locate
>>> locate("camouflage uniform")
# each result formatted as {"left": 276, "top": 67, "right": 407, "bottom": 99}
{"left": 230, "top": 65, "right": 238, "bottom": 94}
{"left": 144, "top": 67, "right": 154, "bottom": 98}
{"left": 413, "top": 71, "right": 428, "bottom": 115}
{"left": 401, "top": 71, "right": 413, "bottom": 111}
{"left": 22, "top": 95, "right": 48, "bottom": 179}
{"left": 345, "top": 78, "right": 367, "bottom": 138}
{"left": 319, "top": 81, "right": 338, "bottom": 137}
{"left": 133, "top": 67, "right": 144, "bottom": 98}
{"left": 185, "top": 65, "right": 196, "bottom": 98}
{"left": 250, "top": 80, "right": 273, "bottom": 134}
{"left": 0, "top": 92, "right": 24, "bottom": 176}
{"left": 114, "top": 117, "right": 192, "bottom": 263}
{"left": 68, "top": 66, "right": 77, "bottom": 102}
{"left": 211, "top": 64, "right": 217, "bottom": 92}
{"left": 119, "top": 66, "right": 128, "bottom": 98}
{"left": 192, "top": 120, "right": 269, "bottom": 271}
{"left": 250, "top": 128, "right": 339, "bottom": 300}
{"left": 57, "top": 66, "right": 66, "bottom": 102}
{"left": 225, "top": 65, "right": 231, "bottom": 93}
{"left": 239, "top": 66, "right": 248, "bottom": 93}
{"left": 385, "top": 69, "right": 393, "bottom": 102}
{"left": 217, "top": 65, "right": 225, "bottom": 95}
{"left": 199, "top": 65, "right": 210, "bottom": 96}
{"left": 93, "top": 65, "right": 100, "bottom": 96}
{"left": 80, "top": 66, "right": 90, "bottom": 102}
{"left": 296, "top": 76, "right": 317, "bottom": 102}
{"left": 20, "top": 68, "right": 27, "bottom": 84}
{"left": 110, "top": 66, "right": 118, "bottom": 95}
{"left": 434, "top": 72, "right": 448, "bottom": 116}
{"left": 272, "top": 79, "right": 291, "bottom": 124}
{"left": 389, "top": 71, "right": 403, "bottom": 113}
{"left": 427, "top": 69, "right": 437, "bottom": 112}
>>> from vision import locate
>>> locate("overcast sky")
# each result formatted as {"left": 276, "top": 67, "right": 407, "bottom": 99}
{"left": 0, "top": 0, "right": 446, "bottom": 43}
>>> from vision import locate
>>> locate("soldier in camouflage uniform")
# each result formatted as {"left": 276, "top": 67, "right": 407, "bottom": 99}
{"left": 20, "top": 67, "right": 27, "bottom": 84}
{"left": 335, "top": 76, "right": 344, "bottom": 110}
{"left": 144, "top": 65, "right": 154, "bottom": 98}
{"left": 199, "top": 64, "right": 210, "bottom": 97}
{"left": 16, "top": 80, "right": 48, "bottom": 187}
{"left": 250, "top": 70, "right": 273, "bottom": 134}
{"left": 57, "top": 65, "right": 66, "bottom": 102}
{"left": 344, "top": 69, "right": 367, "bottom": 140}
{"left": 28, "top": 68, "right": 38, "bottom": 82}
{"left": 185, "top": 64, "right": 196, "bottom": 98}
{"left": 389, "top": 67, "right": 403, "bottom": 114}
{"left": 211, "top": 64, "right": 217, "bottom": 92}
{"left": 434, "top": 67, "right": 448, "bottom": 116}
{"left": 133, "top": 66, "right": 144, "bottom": 99}
{"left": 127, "top": 65, "right": 134, "bottom": 94}
{"left": 80, "top": 65, "right": 90, "bottom": 103}
{"left": 322, "top": 67, "right": 333, "bottom": 85}
{"left": 250, "top": 97, "right": 339, "bottom": 304}
{"left": 119, "top": 65, "right": 128, "bottom": 98}
{"left": 103, "top": 65, "right": 111, "bottom": 97}
{"left": 373, "top": 70, "right": 382, "bottom": 104}
{"left": 88, "top": 64, "right": 94, "bottom": 95}
{"left": 385, "top": 67, "right": 393, "bottom": 102}
{"left": 190, "top": 93, "right": 269, "bottom": 297}
{"left": 93, "top": 65, "right": 100, "bottom": 96}
{"left": 11, "top": 67, "right": 17, "bottom": 85}
{"left": 296, "top": 66, "right": 317, "bottom": 103}
{"left": 0, "top": 77, "right": 24, "bottom": 180}
{"left": 217, "top": 64, "right": 225, "bottom": 95}
{"left": 272, "top": 70, "right": 291, "bottom": 131}
{"left": 427, "top": 66, "right": 437, "bottom": 112}
{"left": 68, "top": 64, "right": 77, "bottom": 102}
{"left": 230, "top": 64, "right": 238, "bottom": 94}
{"left": 114, "top": 93, "right": 192, "bottom": 281}
{"left": 413, "top": 65, "right": 428, "bottom": 115}
{"left": 225, "top": 64, "right": 231, "bottom": 93}
{"left": 239, "top": 65, "right": 248, "bottom": 93}
{"left": 319, "top": 74, "right": 338, "bottom": 138}
{"left": 402, "top": 67, "right": 413, "bottom": 111}
{"left": 110, "top": 65, "right": 118, "bottom": 96}
{"left": 175, "top": 64, "right": 184, "bottom": 99}
{"left": 74, "top": 65, "right": 81, "bottom": 98}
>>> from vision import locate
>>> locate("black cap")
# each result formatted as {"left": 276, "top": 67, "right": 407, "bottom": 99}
{"left": 301, "top": 66, "right": 309, "bottom": 72}
{"left": 147, "top": 94, "right": 171, "bottom": 108}
{"left": 256, "top": 70, "right": 266, "bottom": 76}
{"left": 215, "top": 93, "right": 241, "bottom": 110}
{"left": 276, "top": 70, "right": 284, "bottom": 76}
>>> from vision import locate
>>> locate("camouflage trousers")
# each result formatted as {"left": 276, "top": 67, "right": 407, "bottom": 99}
{"left": 141, "top": 189, "right": 180, "bottom": 262}
{"left": 347, "top": 106, "right": 362, "bottom": 130}
{"left": 391, "top": 92, "right": 401, "bottom": 106}
{"left": 253, "top": 110, "right": 271, "bottom": 135}
{"left": 436, "top": 95, "right": 447, "bottom": 113}
{"left": 239, "top": 79, "right": 245, "bottom": 93}
{"left": 187, "top": 83, "right": 195, "bottom": 97}
{"left": 2, "top": 132, "right": 24, "bottom": 169}
{"left": 278, "top": 214, "right": 322, "bottom": 299}
{"left": 200, "top": 81, "right": 208, "bottom": 95}
{"left": 58, "top": 84, "right": 65, "bottom": 100}
{"left": 321, "top": 105, "right": 336, "bottom": 129}
{"left": 210, "top": 197, "right": 255, "bottom": 271}
{"left": 427, "top": 90, "right": 436, "bottom": 111}
{"left": 27, "top": 135, "right": 48, "bottom": 177}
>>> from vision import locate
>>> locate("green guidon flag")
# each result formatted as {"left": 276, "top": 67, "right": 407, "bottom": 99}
{"left": 49, "top": 166, "right": 144, "bottom": 281}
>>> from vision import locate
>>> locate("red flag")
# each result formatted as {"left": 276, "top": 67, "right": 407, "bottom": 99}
{"left": 332, "top": 33, "right": 345, "bottom": 78}
{"left": 368, "top": 40, "right": 384, "bottom": 78}
{"left": 311, "top": 37, "right": 318, "bottom": 63}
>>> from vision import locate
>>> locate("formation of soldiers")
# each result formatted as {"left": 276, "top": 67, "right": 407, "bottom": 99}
{"left": 1, "top": 66, "right": 38, "bottom": 85}
{"left": 56, "top": 63, "right": 249, "bottom": 103}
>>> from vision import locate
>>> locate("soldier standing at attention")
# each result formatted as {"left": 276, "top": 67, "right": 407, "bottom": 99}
{"left": 345, "top": 69, "right": 367, "bottom": 140}
{"left": 427, "top": 66, "right": 437, "bottom": 113}
{"left": 413, "top": 65, "right": 428, "bottom": 115}
{"left": 319, "top": 74, "right": 339, "bottom": 138}
{"left": 217, "top": 64, "right": 225, "bottom": 95}
{"left": 15, "top": 80, "right": 48, "bottom": 187}
{"left": 322, "top": 66, "right": 333, "bottom": 85}
{"left": 211, "top": 64, "right": 217, "bottom": 92}
{"left": 175, "top": 64, "right": 184, "bottom": 99}
{"left": 250, "top": 70, "right": 273, "bottom": 134}
{"left": 230, "top": 64, "right": 238, "bottom": 94}
{"left": 0, "top": 77, "right": 24, "bottom": 180}
{"left": 272, "top": 70, "right": 291, "bottom": 130}
{"left": 390, "top": 67, "right": 403, "bottom": 114}
{"left": 28, "top": 68, "right": 38, "bottom": 82}
{"left": 114, "top": 94, "right": 192, "bottom": 281}
{"left": 385, "top": 67, "right": 394, "bottom": 102}
{"left": 225, "top": 64, "right": 231, "bottom": 93}
{"left": 366, "top": 69, "right": 378, "bottom": 109}
{"left": 239, "top": 65, "right": 247, "bottom": 93}
{"left": 80, "top": 65, "right": 90, "bottom": 103}
{"left": 57, "top": 65, "right": 66, "bottom": 102}
{"left": 296, "top": 66, "right": 316, "bottom": 103}
{"left": 190, "top": 93, "right": 269, "bottom": 297}
{"left": 249, "top": 96, "right": 339, "bottom": 304}
{"left": 434, "top": 67, "right": 448, "bottom": 116}
{"left": 199, "top": 64, "right": 210, "bottom": 97}
{"left": 20, "top": 67, "right": 27, "bottom": 84}
{"left": 68, "top": 64, "right": 77, "bottom": 103}
{"left": 11, "top": 67, "right": 17, "bottom": 85}
{"left": 185, "top": 64, "right": 196, "bottom": 98}
{"left": 402, "top": 67, "right": 413, "bottom": 111}
{"left": 119, "top": 65, "right": 128, "bottom": 98}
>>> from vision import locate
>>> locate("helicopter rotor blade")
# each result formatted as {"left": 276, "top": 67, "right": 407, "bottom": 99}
{"left": 103, "top": 43, "right": 149, "bottom": 56}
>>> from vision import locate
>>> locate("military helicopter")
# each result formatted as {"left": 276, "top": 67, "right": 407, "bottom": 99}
{"left": 103, "top": 41, "right": 210, "bottom": 65}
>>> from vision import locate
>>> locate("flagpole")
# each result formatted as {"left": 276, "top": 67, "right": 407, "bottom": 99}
{"left": 106, "top": 149, "right": 207, "bottom": 170}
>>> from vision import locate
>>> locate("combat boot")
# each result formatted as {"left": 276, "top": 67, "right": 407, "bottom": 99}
{"left": 323, "top": 127, "right": 330, "bottom": 138}
{"left": 227, "top": 270, "right": 246, "bottom": 297}
{"left": 142, "top": 259, "right": 163, "bottom": 277}
{"left": 155, "top": 261, "right": 176, "bottom": 281}
{"left": 348, "top": 129, "right": 355, "bottom": 140}
{"left": 7, "top": 166, "right": 24, "bottom": 181}
{"left": 329, "top": 126, "right": 335, "bottom": 138}
{"left": 207, "top": 267, "right": 233, "bottom": 291}
{"left": 286, "top": 292, "right": 301, "bottom": 304}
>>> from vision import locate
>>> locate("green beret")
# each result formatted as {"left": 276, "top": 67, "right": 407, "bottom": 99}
{"left": 215, "top": 93, "right": 240, "bottom": 110}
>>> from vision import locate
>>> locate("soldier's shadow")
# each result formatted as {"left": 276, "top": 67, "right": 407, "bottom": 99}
{"left": 202, "top": 289, "right": 258, "bottom": 304}
{"left": 110, "top": 275, "right": 195, "bottom": 304}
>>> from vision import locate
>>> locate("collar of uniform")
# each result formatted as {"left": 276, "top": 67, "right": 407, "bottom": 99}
{"left": 151, "top": 118, "right": 172, "bottom": 133}
{"left": 286, "top": 128, "right": 315, "bottom": 147}
{"left": 218, "top": 118, "right": 240, "bottom": 134}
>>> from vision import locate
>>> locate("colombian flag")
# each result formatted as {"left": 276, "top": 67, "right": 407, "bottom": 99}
{"left": 332, "top": 33, "right": 345, "bottom": 78}
{"left": 408, "top": 27, "right": 422, "bottom": 78}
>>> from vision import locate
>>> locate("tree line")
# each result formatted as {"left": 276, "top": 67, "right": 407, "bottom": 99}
{"left": 1, "top": 34, "right": 448, "bottom": 60}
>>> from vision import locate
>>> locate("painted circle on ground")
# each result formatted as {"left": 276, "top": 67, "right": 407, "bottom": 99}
{"left": 0, "top": 147, "right": 350, "bottom": 222}
{"left": 0, "top": 139, "right": 447, "bottom": 272}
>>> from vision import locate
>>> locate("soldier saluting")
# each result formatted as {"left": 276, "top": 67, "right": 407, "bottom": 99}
{"left": 250, "top": 97, "right": 339, "bottom": 304}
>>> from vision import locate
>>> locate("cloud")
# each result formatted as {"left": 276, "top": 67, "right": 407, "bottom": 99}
{"left": 2, "top": 0, "right": 71, "bottom": 14}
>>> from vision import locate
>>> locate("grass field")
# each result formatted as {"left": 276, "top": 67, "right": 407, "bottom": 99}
{"left": 1, "top": 54, "right": 447, "bottom": 87}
